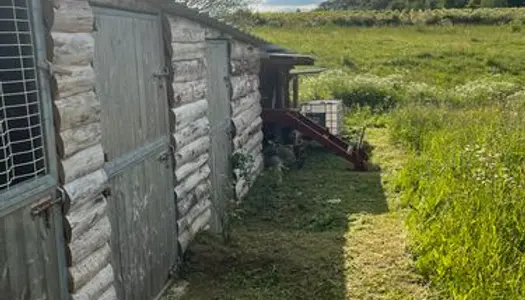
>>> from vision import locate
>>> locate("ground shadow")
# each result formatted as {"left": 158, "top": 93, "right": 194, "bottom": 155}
{"left": 165, "top": 144, "right": 390, "bottom": 300}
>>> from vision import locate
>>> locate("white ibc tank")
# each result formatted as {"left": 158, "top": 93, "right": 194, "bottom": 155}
{"left": 300, "top": 100, "right": 344, "bottom": 136}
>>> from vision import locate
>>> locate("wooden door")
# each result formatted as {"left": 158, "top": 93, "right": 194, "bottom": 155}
{"left": 206, "top": 40, "right": 233, "bottom": 232}
{"left": 92, "top": 8, "right": 177, "bottom": 300}
{"left": 0, "top": 0, "right": 68, "bottom": 299}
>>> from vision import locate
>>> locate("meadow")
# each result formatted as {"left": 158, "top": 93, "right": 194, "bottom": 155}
{"left": 251, "top": 21, "right": 525, "bottom": 299}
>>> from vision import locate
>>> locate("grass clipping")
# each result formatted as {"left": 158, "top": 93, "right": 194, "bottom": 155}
{"left": 163, "top": 128, "right": 430, "bottom": 300}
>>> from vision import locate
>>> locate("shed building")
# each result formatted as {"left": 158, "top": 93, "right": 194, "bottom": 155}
{"left": 0, "top": 1, "right": 314, "bottom": 300}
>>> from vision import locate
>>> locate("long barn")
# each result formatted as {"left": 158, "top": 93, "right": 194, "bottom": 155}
{"left": 0, "top": 0, "right": 314, "bottom": 300}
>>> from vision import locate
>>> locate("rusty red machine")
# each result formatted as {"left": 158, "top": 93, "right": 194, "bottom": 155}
{"left": 258, "top": 52, "right": 369, "bottom": 171}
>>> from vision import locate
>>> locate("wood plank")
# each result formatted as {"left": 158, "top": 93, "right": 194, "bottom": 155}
{"left": 94, "top": 13, "right": 141, "bottom": 160}
{"left": 4, "top": 208, "right": 28, "bottom": 299}
{"left": 0, "top": 216, "right": 9, "bottom": 296}
{"left": 206, "top": 40, "right": 233, "bottom": 233}
{"left": 23, "top": 206, "right": 45, "bottom": 299}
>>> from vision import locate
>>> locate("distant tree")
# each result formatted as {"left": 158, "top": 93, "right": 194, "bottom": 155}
{"left": 176, "top": 0, "right": 258, "bottom": 18}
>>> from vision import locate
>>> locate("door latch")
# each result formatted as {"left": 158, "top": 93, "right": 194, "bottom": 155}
{"left": 30, "top": 187, "right": 66, "bottom": 228}
{"left": 153, "top": 66, "right": 170, "bottom": 78}
{"left": 157, "top": 150, "right": 171, "bottom": 169}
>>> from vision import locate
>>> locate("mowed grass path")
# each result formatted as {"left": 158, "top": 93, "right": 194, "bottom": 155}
{"left": 252, "top": 25, "right": 525, "bottom": 87}
{"left": 163, "top": 128, "right": 431, "bottom": 300}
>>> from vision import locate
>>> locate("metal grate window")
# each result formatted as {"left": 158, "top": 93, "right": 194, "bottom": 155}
{"left": 0, "top": 0, "right": 47, "bottom": 192}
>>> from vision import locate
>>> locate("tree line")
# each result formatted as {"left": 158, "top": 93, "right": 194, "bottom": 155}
{"left": 318, "top": 0, "right": 525, "bottom": 10}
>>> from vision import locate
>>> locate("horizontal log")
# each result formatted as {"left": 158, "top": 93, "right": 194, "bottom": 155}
{"left": 98, "top": 286, "right": 117, "bottom": 300}
{"left": 175, "top": 153, "right": 209, "bottom": 182}
{"left": 231, "top": 92, "right": 260, "bottom": 117}
{"left": 177, "top": 199, "right": 212, "bottom": 234}
{"left": 175, "top": 165, "right": 210, "bottom": 201}
{"left": 53, "top": 0, "right": 93, "bottom": 34}
{"left": 56, "top": 66, "right": 95, "bottom": 99}
{"left": 230, "top": 41, "right": 258, "bottom": 60}
{"left": 69, "top": 216, "right": 111, "bottom": 266}
{"left": 69, "top": 196, "right": 107, "bottom": 242}
{"left": 232, "top": 103, "right": 262, "bottom": 136}
{"left": 172, "top": 80, "right": 207, "bottom": 105}
{"left": 231, "top": 58, "right": 260, "bottom": 76}
{"left": 52, "top": 32, "right": 94, "bottom": 66}
{"left": 177, "top": 180, "right": 210, "bottom": 217}
{"left": 179, "top": 208, "right": 211, "bottom": 253}
{"left": 65, "top": 169, "right": 108, "bottom": 212}
{"left": 58, "top": 122, "right": 101, "bottom": 158}
{"left": 233, "top": 117, "right": 262, "bottom": 151}
{"left": 173, "top": 117, "right": 209, "bottom": 150}
{"left": 169, "top": 16, "right": 205, "bottom": 43}
{"left": 205, "top": 27, "right": 223, "bottom": 39}
{"left": 172, "top": 99, "right": 207, "bottom": 130}
{"left": 175, "top": 136, "right": 210, "bottom": 169}
{"left": 60, "top": 143, "right": 104, "bottom": 184}
{"left": 172, "top": 42, "right": 205, "bottom": 61}
{"left": 231, "top": 75, "right": 259, "bottom": 100}
{"left": 69, "top": 243, "right": 111, "bottom": 292}
{"left": 173, "top": 58, "right": 206, "bottom": 83}
{"left": 242, "top": 131, "right": 264, "bottom": 154}
{"left": 71, "top": 264, "right": 114, "bottom": 300}
{"left": 55, "top": 91, "right": 100, "bottom": 131}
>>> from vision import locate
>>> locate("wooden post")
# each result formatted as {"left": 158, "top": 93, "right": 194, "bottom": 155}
{"left": 284, "top": 71, "right": 291, "bottom": 108}
{"left": 292, "top": 75, "right": 299, "bottom": 109}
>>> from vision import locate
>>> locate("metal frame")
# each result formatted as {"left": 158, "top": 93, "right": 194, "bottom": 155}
{"left": 0, "top": 1, "right": 69, "bottom": 299}
{"left": 0, "top": 0, "right": 57, "bottom": 209}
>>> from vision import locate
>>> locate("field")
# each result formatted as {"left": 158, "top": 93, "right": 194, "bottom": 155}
{"left": 230, "top": 8, "right": 525, "bottom": 28}
{"left": 165, "top": 16, "right": 525, "bottom": 300}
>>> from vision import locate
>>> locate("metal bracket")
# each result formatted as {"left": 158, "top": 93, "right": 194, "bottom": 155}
{"left": 30, "top": 187, "right": 66, "bottom": 228}
{"left": 153, "top": 66, "right": 170, "bottom": 78}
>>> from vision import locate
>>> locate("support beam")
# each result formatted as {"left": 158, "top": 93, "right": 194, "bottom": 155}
{"left": 292, "top": 75, "right": 299, "bottom": 109}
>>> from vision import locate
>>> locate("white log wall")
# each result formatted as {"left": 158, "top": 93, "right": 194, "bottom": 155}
{"left": 229, "top": 41, "right": 264, "bottom": 200}
{"left": 49, "top": 2, "right": 265, "bottom": 296}
{"left": 51, "top": 1, "right": 115, "bottom": 299}
{"left": 169, "top": 19, "right": 264, "bottom": 253}
{"left": 169, "top": 16, "right": 213, "bottom": 254}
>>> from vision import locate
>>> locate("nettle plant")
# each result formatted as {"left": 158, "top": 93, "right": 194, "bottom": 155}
{"left": 219, "top": 151, "right": 254, "bottom": 243}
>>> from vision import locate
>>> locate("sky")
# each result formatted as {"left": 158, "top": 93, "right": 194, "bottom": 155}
{"left": 249, "top": 0, "right": 323, "bottom": 12}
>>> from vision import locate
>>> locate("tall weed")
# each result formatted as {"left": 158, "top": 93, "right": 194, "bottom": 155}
{"left": 391, "top": 99, "right": 525, "bottom": 299}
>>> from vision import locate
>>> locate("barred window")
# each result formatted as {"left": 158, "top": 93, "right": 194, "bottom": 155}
{"left": 0, "top": 0, "right": 47, "bottom": 192}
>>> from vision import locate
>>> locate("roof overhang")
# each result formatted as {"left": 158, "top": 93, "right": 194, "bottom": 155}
{"left": 290, "top": 68, "right": 327, "bottom": 75}
{"left": 264, "top": 53, "right": 315, "bottom": 66}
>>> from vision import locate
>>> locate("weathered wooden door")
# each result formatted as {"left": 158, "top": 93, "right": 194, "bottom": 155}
{"left": 1, "top": 0, "right": 68, "bottom": 299}
{"left": 206, "top": 40, "right": 233, "bottom": 232}
{"left": 92, "top": 8, "right": 177, "bottom": 300}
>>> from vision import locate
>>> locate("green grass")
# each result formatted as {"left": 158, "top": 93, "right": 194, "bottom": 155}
{"left": 252, "top": 25, "right": 525, "bottom": 88}
{"left": 250, "top": 21, "right": 525, "bottom": 299}
{"left": 162, "top": 128, "right": 430, "bottom": 300}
